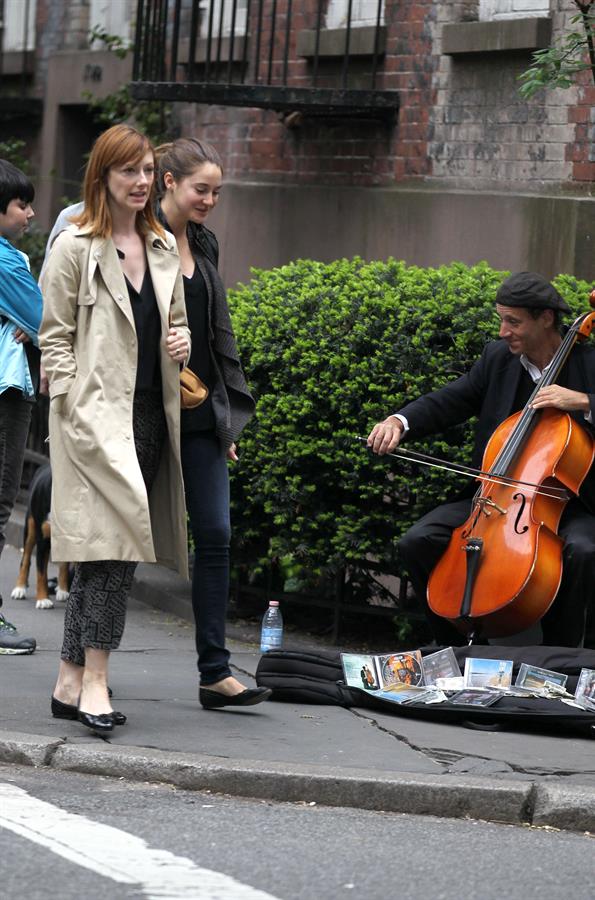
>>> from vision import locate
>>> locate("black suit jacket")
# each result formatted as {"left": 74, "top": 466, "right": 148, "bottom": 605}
{"left": 397, "top": 339, "right": 595, "bottom": 511}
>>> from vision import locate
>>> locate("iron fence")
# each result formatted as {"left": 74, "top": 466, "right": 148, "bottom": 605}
{"left": 132, "top": 0, "right": 397, "bottom": 121}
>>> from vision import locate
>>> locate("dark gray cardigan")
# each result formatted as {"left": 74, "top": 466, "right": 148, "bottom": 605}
{"left": 159, "top": 208, "right": 255, "bottom": 448}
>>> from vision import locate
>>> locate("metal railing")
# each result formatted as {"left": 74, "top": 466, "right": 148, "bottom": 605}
{"left": 132, "top": 0, "right": 397, "bottom": 120}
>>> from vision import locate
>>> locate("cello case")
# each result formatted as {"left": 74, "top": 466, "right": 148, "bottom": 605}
{"left": 255, "top": 645, "right": 595, "bottom": 736}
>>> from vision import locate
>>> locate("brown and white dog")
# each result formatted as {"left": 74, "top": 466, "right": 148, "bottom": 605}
{"left": 11, "top": 463, "right": 70, "bottom": 610}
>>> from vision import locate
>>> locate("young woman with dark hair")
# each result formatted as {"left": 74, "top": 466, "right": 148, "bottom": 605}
{"left": 156, "top": 138, "right": 270, "bottom": 710}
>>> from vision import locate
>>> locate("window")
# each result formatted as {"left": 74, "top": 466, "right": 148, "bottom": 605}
{"left": 2, "top": 0, "right": 37, "bottom": 52}
{"left": 199, "top": 0, "right": 248, "bottom": 38}
{"left": 326, "top": 0, "right": 385, "bottom": 30}
{"left": 479, "top": 0, "right": 550, "bottom": 19}
{"left": 89, "top": 0, "right": 134, "bottom": 45}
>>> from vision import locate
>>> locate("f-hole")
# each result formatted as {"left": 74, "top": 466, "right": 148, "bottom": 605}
{"left": 513, "top": 492, "right": 528, "bottom": 534}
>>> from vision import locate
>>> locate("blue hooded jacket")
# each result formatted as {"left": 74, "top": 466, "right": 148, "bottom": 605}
{"left": 0, "top": 236, "right": 43, "bottom": 397}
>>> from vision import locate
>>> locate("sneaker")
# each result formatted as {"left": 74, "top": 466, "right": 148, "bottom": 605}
{"left": 0, "top": 613, "right": 36, "bottom": 655}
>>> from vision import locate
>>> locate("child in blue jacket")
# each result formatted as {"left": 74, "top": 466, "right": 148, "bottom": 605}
{"left": 0, "top": 158, "right": 43, "bottom": 654}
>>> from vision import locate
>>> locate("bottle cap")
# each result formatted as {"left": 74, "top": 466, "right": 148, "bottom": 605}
{"left": 269, "top": 600, "right": 279, "bottom": 607}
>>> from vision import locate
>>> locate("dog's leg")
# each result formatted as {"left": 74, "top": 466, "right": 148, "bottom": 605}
{"left": 35, "top": 521, "right": 54, "bottom": 610}
{"left": 55, "top": 562, "right": 70, "bottom": 603}
{"left": 11, "top": 515, "right": 36, "bottom": 600}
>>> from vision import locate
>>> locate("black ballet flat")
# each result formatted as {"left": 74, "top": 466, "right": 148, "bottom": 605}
{"left": 199, "top": 686, "right": 272, "bottom": 710}
{"left": 51, "top": 696, "right": 126, "bottom": 726}
{"left": 51, "top": 696, "right": 78, "bottom": 720}
{"left": 77, "top": 710, "right": 114, "bottom": 734}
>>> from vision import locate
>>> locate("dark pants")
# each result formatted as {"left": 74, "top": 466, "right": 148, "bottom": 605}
{"left": 399, "top": 497, "right": 595, "bottom": 647}
{"left": 181, "top": 430, "right": 232, "bottom": 685}
{"left": 61, "top": 392, "right": 165, "bottom": 666}
{"left": 0, "top": 391, "right": 33, "bottom": 607}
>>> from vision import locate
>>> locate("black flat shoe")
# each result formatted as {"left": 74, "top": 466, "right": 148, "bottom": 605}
{"left": 199, "top": 686, "right": 272, "bottom": 710}
{"left": 77, "top": 710, "right": 114, "bottom": 734}
{"left": 51, "top": 696, "right": 78, "bottom": 720}
{"left": 52, "top": 696, "right": 126, "bottom": 725}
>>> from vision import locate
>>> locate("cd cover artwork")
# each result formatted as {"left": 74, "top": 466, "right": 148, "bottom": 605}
{"left": 463, "top": 657, "right": 513, "bottom": 690}
{"left": 422, "top": 647, "right": 461, "bottom": 685}
{"left": 377, "top": 651, "right": 424, "bottom": 688}
{"left": 515, "top": 663, "right": 568, "bottom": 692}
{"left": 574, "top": 668, "right": 595, "bottom": 711}
{"left": 449, "top": 689, "right": 503, "bottom": 708}
{"left": 340, "top": 653, "right": 381, "bottom": 691}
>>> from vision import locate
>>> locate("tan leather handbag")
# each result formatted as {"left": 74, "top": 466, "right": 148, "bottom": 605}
{"left": 180, "top": 367, "right": 208, "bottom": 409}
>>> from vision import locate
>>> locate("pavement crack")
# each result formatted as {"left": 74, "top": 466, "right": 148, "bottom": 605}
{"left": 43, "top": 739, "right": 67, "bottom": 767}
{"left": 349, "top": 709, "right": 595, "bottom": 778}
{"left": 349, "top": 708, "right": 447, "bottom": 770}
{"left": 231, "top": 663, "right": 256, "bottom": 679}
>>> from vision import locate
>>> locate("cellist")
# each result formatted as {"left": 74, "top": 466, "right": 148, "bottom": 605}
{"left": 367, "top": 272, "right": 595, "bottom": 647}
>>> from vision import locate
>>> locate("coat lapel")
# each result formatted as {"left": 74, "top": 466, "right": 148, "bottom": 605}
{"left": 91, "top": 236, "right": 136, "bottom": 331}
{"left": 145, "top": 232, "right": 180, "bottom": 327}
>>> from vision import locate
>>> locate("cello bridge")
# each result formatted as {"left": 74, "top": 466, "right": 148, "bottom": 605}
{"left": 476, "top": 496, "right": 507, "bottom": 517}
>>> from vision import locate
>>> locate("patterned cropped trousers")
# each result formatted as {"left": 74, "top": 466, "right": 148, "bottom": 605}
{"left": 61, "top": 392, "right": 166, "bottom": 666}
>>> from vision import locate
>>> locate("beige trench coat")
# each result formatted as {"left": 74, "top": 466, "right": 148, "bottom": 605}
{"left": 39, "top": 225, "right": 190, "bottom": 577}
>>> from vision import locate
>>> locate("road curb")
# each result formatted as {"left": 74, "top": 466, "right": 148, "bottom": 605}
{"left": 4, "top": 729, "right": 595, "bottom": 832}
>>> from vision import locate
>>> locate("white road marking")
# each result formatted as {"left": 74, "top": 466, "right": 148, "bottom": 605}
{"left": 0, "top": 784, "right": 280, "bottom": 900}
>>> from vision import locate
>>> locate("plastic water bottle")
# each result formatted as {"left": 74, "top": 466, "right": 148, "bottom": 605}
{"left": 260, "top": 600, "right": 283, "bottom": 652}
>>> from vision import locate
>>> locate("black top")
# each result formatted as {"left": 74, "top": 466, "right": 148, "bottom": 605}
{"left": 119, "top": 254, "right": 162, "bottom": 393}
{"left": 181, "top": 264, "right": 215, "bottom": 433}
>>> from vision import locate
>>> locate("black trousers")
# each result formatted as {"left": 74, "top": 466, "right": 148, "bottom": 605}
{"left": 61, "top": 392, "right": 166, "bottom": 666}
{"left": 399, "top": 497, "right": 595, "bottom": 647}
{"left": 0, "top": 391, "right": 32, "bottom": 606}
{"left": 181, "top": 430, "right": 233, "bottom": 686}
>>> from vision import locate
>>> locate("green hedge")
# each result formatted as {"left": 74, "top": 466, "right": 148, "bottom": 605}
{"left": 228, "top": 260, "right": 594, "bottom": 593}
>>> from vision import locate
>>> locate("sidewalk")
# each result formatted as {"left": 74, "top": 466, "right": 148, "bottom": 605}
{"left": 2, "top": 508, "right": 595, "bottom": 834}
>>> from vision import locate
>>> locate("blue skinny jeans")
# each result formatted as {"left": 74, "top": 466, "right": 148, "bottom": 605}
{"left": 181, "top": 431, "right": 233, "bottom": 685}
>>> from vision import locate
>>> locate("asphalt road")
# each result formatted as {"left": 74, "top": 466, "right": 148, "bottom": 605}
{"left": 1, "top": 764, "right": 594, "bottom": 900}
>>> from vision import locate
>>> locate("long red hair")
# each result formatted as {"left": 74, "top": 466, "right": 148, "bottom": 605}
{"left": 72, "top": 124, "right": 164, "bottom": 239}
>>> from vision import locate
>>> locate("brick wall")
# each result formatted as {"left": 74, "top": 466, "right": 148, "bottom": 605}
{"left": 179, "top": 0, "right": 593, "bottom": 192}
{"left": 6, "top": 0, "right": 594, "bottom": 198}
{"left": 179, "top": 0, "right": 436, "bottom": 186}
{"left": 429, "top": 2, "right": 579, "bottom": 188}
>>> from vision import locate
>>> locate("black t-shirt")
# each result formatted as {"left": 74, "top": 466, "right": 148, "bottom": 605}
{"left": 121, "top": 258, "right": 162, "bottom": 393}
{"left": 181, "top": 264, "right": 215, "bottom": 433}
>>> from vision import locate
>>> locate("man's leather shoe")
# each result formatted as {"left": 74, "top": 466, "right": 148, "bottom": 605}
{"left": 77, "top": 710, "right": 114, "bottom": 734}
{"left": 52, "top": 696, "right": 126, "bottom": 725}
{"left": 199, "top": 686, "right": 272, "bottom": 709}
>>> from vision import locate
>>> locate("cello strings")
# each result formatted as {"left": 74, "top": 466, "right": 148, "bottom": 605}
{"left": 355, "top": 437, "right": 569, "bottom": 500}
{"left": 488, "top": 318, "right": 583, "bottom": 475}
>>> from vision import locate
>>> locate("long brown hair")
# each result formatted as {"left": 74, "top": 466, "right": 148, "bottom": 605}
{"left": 155, "top": 138, "right": 223, "bottom": 195}
{"left": 72, "top": 124, "right": 164, "bottom": 239}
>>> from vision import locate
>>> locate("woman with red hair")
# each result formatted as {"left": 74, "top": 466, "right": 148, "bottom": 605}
{"left": 40, "top": 124, "right": 191, "bottom": 734}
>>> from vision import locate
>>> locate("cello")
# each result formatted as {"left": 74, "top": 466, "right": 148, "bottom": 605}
{"left": 426, "top": 292, "right": 595, "bottom": 640}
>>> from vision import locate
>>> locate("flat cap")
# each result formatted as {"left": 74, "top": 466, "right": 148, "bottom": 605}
{"left": 496, "top": 271, "right": 571, "bottom": 313}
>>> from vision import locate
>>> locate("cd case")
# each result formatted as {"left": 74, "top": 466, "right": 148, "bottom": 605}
{"left": 449, "top": 689, "right": 503, "bottom": 708}
{"left": 463, "top": 657, "right": 513, "bottom": 690}
{"left": 341, "top": 650, "right": 424, "bottom": 692}
{"left": 515, "top": 663, "right": 568, "bottom": 692}
{"left": 421, "top": 647, "right": 461, "bottom": 685}
{"left": 573, "top": 668, "right": 595, "bottom": 711}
